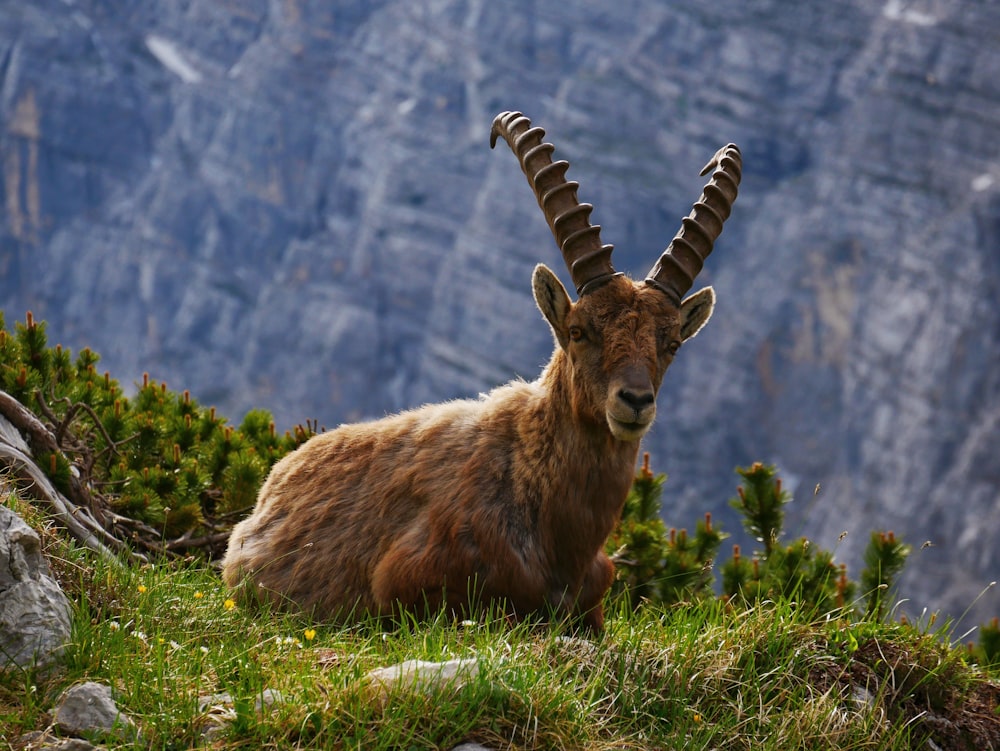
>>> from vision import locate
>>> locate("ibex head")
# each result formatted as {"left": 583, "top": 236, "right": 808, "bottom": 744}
{"left": 491, "top": 111, "right": 741, "bottom": 441}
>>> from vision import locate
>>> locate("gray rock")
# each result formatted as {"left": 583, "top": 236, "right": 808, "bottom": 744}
{"left": 0, "top": 505, "right": 72, "bottom": 670}
{"left": 52, "top": 682, "right": 136, "bottom": 740}
{"left": 16, "top": 731, "right": 98, "bottom": 751}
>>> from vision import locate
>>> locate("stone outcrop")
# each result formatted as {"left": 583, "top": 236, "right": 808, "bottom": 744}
{"left": 52, "top": 681, "right": 137, "bottom": 742}
{"left": 1, "top": 1, "right": 998, "bottom": 623}
{"left": 0, "top": 504, "right": 72, "bottom": 670}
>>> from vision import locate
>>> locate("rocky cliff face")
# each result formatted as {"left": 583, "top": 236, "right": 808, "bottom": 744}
{"left": 1, "top": 0, "right": 998, "bottom": 624}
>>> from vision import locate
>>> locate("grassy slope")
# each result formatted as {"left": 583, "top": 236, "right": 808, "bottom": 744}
{"left": 3, "top": 493, "right": 999, "bottom": 750}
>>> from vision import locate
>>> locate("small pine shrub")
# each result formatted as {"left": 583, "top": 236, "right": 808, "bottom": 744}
{"left": 728, "top": 461, "right": 787, "bottom": 557}
{"left": 860, "top": 529, "right": 911, "bottom": 620}
{"left": 974, "top": 617, "right": 1000, "bottom": 669}
{"left": 610, "top": 460, "right": 929, "bottom": 626}
{"left": 719, "top": 463, "right": 848, "bottom": 615}
{"left": 607, "top": 453, "right": 725, "bottom": 608}
{"left": 220, "top": 446, "right": 269, "bottom": 515}
{"left": 0, "top": 311, "right": 316, "bottom": 551}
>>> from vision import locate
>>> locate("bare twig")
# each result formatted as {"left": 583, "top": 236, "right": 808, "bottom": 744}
{"left": 37, "top": 390, "right": 122, "bottom": 462}
{"left": 32, "top": 390, "right": 62, "bottom": 430}
{"left": 165, "top": 530, "right": 230, "bottom": 552}
{"left": 107, "top": 510, "right": 163, "bottom": 539}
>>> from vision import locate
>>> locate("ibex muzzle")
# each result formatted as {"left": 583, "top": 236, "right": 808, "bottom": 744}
{"left": 610, "top": 364, "right": 657, "bottom": 436}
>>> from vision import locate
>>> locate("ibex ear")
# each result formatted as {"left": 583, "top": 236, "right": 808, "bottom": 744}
{"left": 679, "top": 286, "right": 715, "bottom": 342}
{"left": 532, "top": 264, "right": 573, "bottom": 350}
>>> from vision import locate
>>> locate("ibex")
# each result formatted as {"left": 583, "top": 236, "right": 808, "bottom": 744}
{"left": 222, "top": 112, "right": 741, "bottom": 631}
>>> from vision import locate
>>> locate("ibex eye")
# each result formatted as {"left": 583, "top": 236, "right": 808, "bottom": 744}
{"left": 664, "top": 339, "right": 681, "bottom": 355}
{"left": 569, "top": 326, "right": 584, "bottom": 342}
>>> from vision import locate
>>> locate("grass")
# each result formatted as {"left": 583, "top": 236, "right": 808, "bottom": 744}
{"left": 2, "top": 496, "right": 999, "bottom": 750}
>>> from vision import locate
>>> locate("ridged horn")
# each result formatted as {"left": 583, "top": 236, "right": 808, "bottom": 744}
{"left": 645, "top": 144, "right": 742, "bottom": 305}
{"left": 490, "top": 111, "right": 619, "bottom": 296}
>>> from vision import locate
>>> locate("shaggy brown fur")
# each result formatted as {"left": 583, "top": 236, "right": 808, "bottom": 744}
{"left": 222, "top": 270, "right": 715, "bottom": 631}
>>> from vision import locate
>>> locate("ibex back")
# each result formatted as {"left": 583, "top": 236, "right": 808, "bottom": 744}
{"left": 222, "top": 112, "right": 741, "bottom": 631}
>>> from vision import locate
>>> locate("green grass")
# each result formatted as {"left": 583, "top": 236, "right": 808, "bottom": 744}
{"left": 3, "top": 503, "right": 998, "bottom": 751}
{"left": 3, "top": 313, "right": 998, "bottom": 747}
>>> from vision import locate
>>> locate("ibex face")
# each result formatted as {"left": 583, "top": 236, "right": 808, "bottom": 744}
{"left": 492, "top": 111, "right": 741, "bottom": 441}
{"left": 533, "top": 267, "right": 715, "bottom": 440}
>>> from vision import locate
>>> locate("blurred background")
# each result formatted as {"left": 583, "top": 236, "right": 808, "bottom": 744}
{"left": 1, "top": 0, "right": 998, "bottom": 627}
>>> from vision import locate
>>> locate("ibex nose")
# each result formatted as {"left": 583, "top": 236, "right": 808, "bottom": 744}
{"left": 617, "top": 387, "right": 655, "bottom": 411}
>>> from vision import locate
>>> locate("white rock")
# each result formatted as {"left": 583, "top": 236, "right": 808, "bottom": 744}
{"left": 364, "top": 657, "right": 480, "bottom": 694}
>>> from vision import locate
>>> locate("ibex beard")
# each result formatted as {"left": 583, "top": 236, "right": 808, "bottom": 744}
{"left": 221, "top": 112, "right": 741, "bottom": 632}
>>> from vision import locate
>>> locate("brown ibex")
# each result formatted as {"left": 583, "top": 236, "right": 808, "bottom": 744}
{"left": 221, "top": 111, "right": 741, "bottom": 631}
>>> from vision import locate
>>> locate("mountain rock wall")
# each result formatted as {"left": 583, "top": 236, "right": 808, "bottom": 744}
{"left": 2, "top": 0, "right": 998, "bottom": 622}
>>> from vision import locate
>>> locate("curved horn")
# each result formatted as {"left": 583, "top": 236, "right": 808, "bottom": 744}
{"left": 645, "top": 144, "right": 742, "bottom": 305}
{"left": 491, "top": 111, "right": 619, "bottom": 296}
